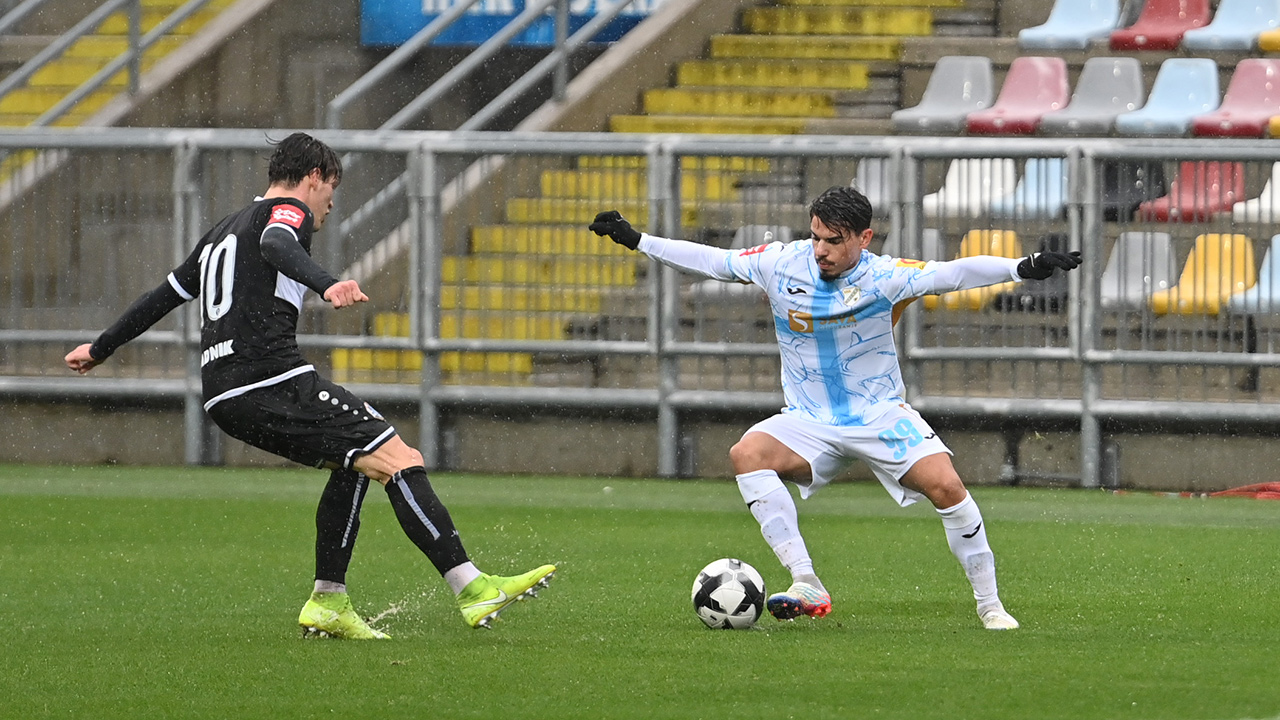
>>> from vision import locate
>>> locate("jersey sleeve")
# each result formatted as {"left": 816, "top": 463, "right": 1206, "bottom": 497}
{"left": 724, "top": 240, "right": 786, "bottom": 287}
{"left": 874, "top": 255, "right": 1021, "bottom": 303}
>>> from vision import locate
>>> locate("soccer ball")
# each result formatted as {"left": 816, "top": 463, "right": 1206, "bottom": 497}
{"left": 691, "top": 558, "right": 766, "bottom": 629}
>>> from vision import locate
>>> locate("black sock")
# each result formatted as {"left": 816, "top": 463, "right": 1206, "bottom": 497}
{"left": 314, "top": 468, "right": 370, "bottom": 585}
{"left": 384, "top": 466, "right": 470, "bottom": 575}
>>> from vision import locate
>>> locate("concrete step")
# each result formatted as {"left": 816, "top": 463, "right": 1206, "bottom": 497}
{"left": 442, "top": 255, "right": 642, "bottom": 285}
{"left": 538, "top": 169, "right": 742, "bottom": 201}
{"left": 643, "top": 87, "right": 837, "bottom": 118}
{"left": 675, "top": 59, "right": 872, "bottom": 90}
{"left": 470, "top": 225, "right": 633, "bottom": 255}
{"left": 742, "top": 7, "right": 933, "bottom": 36}
{"left": 441, "top": 284, "right": 606, "bottom": 312}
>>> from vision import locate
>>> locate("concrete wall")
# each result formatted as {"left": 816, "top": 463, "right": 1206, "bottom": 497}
{"left": 8, "top": 396, "right": 1273, "bottom": 493}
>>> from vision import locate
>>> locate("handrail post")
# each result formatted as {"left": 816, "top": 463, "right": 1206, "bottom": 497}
{"left": 127, "top": 0, "right": 141, "bottom": 94}
{"left": 553, "top": 0, "right": 569, "bottom": 102}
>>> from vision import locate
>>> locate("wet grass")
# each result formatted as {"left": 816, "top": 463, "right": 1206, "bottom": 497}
{"left": 1, "top": 465, "right": 1278, "bottom": 720}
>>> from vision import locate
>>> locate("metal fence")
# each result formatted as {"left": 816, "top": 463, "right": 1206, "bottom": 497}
{"left": 1, "top": 128, "right": 1277, "bottom": 485}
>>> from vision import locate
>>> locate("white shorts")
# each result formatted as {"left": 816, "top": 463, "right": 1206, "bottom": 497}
{"left": 743, "top": 402, "right": 951, "bottom": 507}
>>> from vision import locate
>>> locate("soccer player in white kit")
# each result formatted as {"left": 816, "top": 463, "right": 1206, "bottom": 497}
{"left": 589, "top": 186, "right": 1080, "bottom": 630}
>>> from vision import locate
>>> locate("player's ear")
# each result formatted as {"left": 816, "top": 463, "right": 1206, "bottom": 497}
{"left": 858, "top": 228, "right": 875, "bottom": 249}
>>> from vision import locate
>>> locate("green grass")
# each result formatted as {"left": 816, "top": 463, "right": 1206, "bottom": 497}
{"left": 1, "top": 465, "right": 1278, "bottom": 720}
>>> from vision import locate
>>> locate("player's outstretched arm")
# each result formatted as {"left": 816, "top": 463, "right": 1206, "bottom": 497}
{"left": 323, "top": 279, "right": 369, "bottom": 309}
{"left": 588, "top": 210, "right": 740, "bottom": 282}
{"left": 1016, "top": 250, "right": 1082, "bottom": 280}
{"left": 63, "top": 279, "right": 187, "bottom": 375}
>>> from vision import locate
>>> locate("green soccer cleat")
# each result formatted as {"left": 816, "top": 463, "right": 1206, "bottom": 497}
{"left": 457, "top": 564, "right": 556, "bottom": 629}
{"left": 298, "top": 591, "right": 390, "bottom": 640}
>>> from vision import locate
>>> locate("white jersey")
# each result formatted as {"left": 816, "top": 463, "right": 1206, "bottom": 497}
{"left": 637, "top": 234, "right": 1022, "bottom": 427}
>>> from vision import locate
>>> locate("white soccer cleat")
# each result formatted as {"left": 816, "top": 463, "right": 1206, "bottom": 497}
{"left": 978, "top": 603, "right": 1020, "bottom": 630}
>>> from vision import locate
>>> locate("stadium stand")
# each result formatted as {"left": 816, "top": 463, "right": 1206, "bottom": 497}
{"left": 1114, "top": 58, "right": 1220, "bottom": 136}
{"left": 1136, "top": 160, "right": 1244, "bottom": 221}
{"left": 1181, "top": 0, "right": 1280, "bottom": 50}
{"left": 1231, "top": 161, "right": 1280, "bottom": 222}
{"left": 1150, "top": 233, "right": 1257, "bottom": 315}
{"left": 1110, "top": 0, "right": 1211, "bottom": 50}
{"left": 1099, "top": 231, "right": 1179, "bottom": 309}
{"left": 1189, "top": 58, "right": 1280, "bottom": 137}
{"left": 1018, "top": 0, "right": 1123, "bottom": 50}
{"left": 989, "top": 157, "right": 1068, "bottom": 218}
{"left": 1227, "top": 234, "right": 1280, "bottom": 313}
{"left": 881, "top": 227, "right": 946, "bottom": 261}
{"left": 921, "top": 157, "right": 1018, "bottom": 217}
{"left": 0, "top": 0, "right": 233, "bottom": 127}
{"left": 1103, "top": 160, "right": 1168, "bottom": 220}
{"left": 853, "top": 156, "right": 896, "bottom": 213}
{"left": 966, "top": 56, "right": 1070, "bottom": 134}
{"left": 1038, "top": 56, "right": 1145, "bottom": 135}
{"left": 1260, "top": 26, "right": 1280, "bottom": 48}
{"left": 891, "top": 55, "right": 994, "bottom": 134}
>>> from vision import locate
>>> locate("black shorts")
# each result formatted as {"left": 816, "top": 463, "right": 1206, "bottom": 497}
{"left": 206, "top": 371, "right": 396, "bottom": 470}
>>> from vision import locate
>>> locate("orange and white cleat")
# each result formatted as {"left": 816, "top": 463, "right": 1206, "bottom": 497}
{"left": 766, "top": 581, "right": 832, "bottom": 620}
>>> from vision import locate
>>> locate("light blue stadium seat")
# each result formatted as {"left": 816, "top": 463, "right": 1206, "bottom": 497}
{"left": 1019, "top": 0, "right": 1123, "bottom": 49}
{"left": 1100, "top": 231, "right": 1178, "bottom": 309}
{"left": 990, "top": 158, "right": 1069, "bottom": 219}
{"left": 1182, "top": 0, "right": 1280, "bottom": 50}
{"left": 1114, "top": 58, "right": 1219, "bottom": 136}
{"left": 1227, "top": 234, "right": 1280, "bottom": 313}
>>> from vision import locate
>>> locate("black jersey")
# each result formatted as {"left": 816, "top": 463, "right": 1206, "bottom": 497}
{"left": 167, "top": 198, "right": 326, "bottom": 404}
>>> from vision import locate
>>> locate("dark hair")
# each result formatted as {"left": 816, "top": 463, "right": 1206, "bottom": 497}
{"left": 267, "top": 132, "right": 342, "bottom": 188}
{"left": 809, "top": 185, "right": 873, "bottom": 235}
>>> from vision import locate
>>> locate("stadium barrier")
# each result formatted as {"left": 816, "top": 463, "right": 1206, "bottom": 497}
{"left": 1, "top": 128, "right": 1278, "bottom": 486}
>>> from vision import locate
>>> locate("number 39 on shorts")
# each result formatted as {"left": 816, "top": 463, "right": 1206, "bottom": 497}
{"left": 878, "top": 418, "right": 924, "bottom": 460}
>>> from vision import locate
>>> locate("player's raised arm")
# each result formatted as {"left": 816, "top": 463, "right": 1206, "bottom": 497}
{"left": 893, "top": 250, "right": 1082, "bottom": 299}
{"left": 588, "top": 210, "right": 741, "bottom": 282}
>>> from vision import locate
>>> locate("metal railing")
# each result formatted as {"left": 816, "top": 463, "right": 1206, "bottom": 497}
{"left": 1, "top": 129, "right": 1278, "bottom": 485}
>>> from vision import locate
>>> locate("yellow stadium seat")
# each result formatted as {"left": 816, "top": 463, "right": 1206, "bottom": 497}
{"left": 1260, "top": 28, "right": 1280, "bottom": 52}
{"left": 924, "top": 230, "right": 1022, "bottom": 311}
{"left": 1150, "top": 234, "right": 1256, "bottom": 315}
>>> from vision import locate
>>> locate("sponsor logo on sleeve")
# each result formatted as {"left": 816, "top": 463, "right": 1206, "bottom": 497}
{"left": 896, "top": 258, "right": 927, "bottom": 269}
{"left": 270, "top": 204, "right": 306, "bottom": 229}
{"left": 738, "top": 244, "right": 769, "bottom": 257}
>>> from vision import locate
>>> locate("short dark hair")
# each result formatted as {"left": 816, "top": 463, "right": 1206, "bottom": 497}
{"left": 809, "top": 185, "right": 873, "bottom": 235}
{"left": 267, "top": 132, "right": 342, "bottom": 188}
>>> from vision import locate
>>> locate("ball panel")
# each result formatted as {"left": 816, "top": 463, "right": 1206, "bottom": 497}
{"left": 691, "top": 558, "right": 766, "bottom": 629}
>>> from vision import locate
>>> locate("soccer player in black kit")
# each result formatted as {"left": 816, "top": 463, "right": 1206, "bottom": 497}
{"left": 65, "top": 133, "right": 554, "bottom": 639}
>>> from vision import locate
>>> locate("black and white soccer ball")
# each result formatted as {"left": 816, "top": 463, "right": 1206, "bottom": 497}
{"left": 691, "top": 558, "right": 766, "bottom": 629}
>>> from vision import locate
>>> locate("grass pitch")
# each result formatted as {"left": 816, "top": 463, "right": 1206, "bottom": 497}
{"left": 2, "top": 464, "right": 1278, "bottom": 720}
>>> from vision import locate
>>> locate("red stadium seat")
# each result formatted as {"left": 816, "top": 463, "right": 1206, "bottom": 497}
{"left": 1136, "top": 161, "right": 1245, "bottom": 222}
{"left": 966, "top": 57, "right": 1069, "bottom": 135}
{"left": 1110, "top": 0, "right": 1211, "bottom": 50}
{"left": 1190, "top": 59, "right": 1280, "bottom": 137}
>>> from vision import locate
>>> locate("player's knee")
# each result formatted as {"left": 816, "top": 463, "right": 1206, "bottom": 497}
{"left": 729, "top": 440, "right": 765, "bottom": 474}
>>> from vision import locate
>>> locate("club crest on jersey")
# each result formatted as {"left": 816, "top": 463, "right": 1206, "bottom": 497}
{"left": 841, "top": 286, "right": 862, "bottom": 306}
{"left": 270, "top": 204, "right": 306, "bottom": 229}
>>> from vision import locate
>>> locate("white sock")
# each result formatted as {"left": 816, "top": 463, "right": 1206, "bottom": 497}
{"left": 444, "top": 562, "right": 482, "bottom": 595}
{"left": 313, "top": 580, "right": 346, "bottom": 594}
{"left": 736, "top": 470, "right": 816, "bottom": 584}
{"left": 937, "top": 492, "right": 1000, "bottom": 608}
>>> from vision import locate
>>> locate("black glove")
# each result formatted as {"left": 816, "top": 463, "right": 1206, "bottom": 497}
{"left": 588, "top": 210, "right": 642, "bottom": 251}
{"left": 1017, "top": 250, "right": 1082, "bottom": 280}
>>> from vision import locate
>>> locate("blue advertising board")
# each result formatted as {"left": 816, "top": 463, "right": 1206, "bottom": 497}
{"left": 361, "top": 0, "right": 668, "bottom": 47}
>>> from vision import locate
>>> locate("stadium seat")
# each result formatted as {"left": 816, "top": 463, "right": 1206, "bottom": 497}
{"left": 1231, "top": 161, "right": 1280, "bottom": 223}
{"left": 1150, "top": 233, "right": 1257, "bottom": 315}
{"left": 853, "top": 157, "right": 895, "bottom": 214}
{"left": 892, "top": 56, "right": 994, "bottom": 134}
{"left": 921, "top": 157, "right": 1018, "bottom": 218}
{"left": 1110, "top": 0, "right": 1211, "bottom": 50}
{"left": 1099, "top": 231, "right": 1179, "bottom": 309}
{"left": 966, "top": 57, "right": 1070, "bottom": 135}
{"left": 1181, "top": 0, "right": 1280, "bottom": 50}
{"left": 1136, "top": 161, "right": 1245, "bottom": 222}
{"left": 989, "top": 157, "right": 1069, "bottom": 219}
{"left": 880, "top": 228, "right": 945, "bottom": 261}
{"left": 1019, "top": 0, "right": 1122, "bottom": 49}
{"left": 1102, "top": 159, "right": 1168, "bottom": 221}
{"left": 993, "top": 233, "right": 1072, "bottom": 312}
{"left": 1227, "top": 234, "right": 1280, "bottom": 313}
{"left": 1260, "top": 27, "right": 1280, "bottom": 48}
{"left": 1114, "top": 58, "right": 1219, "bottom": 136}
{"left": 1039, "top": 57, "right": 1145, "bottom": 136}
{"left": 1190, "top": 59, "right": 1280, "bottom": 137}
{"left": 926, "top": 229, "right": 1022, "bottom": 311}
